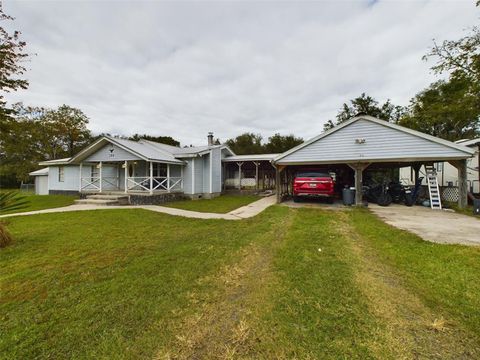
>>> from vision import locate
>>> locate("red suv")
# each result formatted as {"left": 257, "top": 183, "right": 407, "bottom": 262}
{"left": 293, "top": 170, "right": 336, "bottom": 203}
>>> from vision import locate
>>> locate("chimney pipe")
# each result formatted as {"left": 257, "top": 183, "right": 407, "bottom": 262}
{"left": 207, "top": 132, "right": 214, "bottom": 146}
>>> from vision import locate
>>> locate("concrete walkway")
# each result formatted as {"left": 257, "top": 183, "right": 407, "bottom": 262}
{"left": 0, "top": 195, "right": 277, "bottom": 221}
{"left": 370, "top": 204, "right": 480, "bottom": 246}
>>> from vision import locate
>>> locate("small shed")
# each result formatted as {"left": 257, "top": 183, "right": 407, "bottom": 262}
{"left": 273, "top": 116, "right": 475, "bottom": 208}
{"left": 29, "top": 168, "right": 49, "bottom": 195}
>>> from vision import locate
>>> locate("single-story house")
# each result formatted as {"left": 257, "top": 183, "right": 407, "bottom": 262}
{"left": 31, "top": 115, "right": 476, "bottom": 208}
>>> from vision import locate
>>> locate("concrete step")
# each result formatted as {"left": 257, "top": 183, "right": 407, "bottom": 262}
{"left": 87, "top": 194, "right": 128, "bottom": 200}
{"left": 75, "top": 199, "right": 121, "bottom": 206}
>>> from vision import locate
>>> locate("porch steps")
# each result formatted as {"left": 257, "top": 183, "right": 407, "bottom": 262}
{"left": 75, "top": 194, "right": 129, "bottom": 206}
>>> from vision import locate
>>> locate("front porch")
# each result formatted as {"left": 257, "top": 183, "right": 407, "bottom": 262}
{"left": 79, "top": 160, "right": 184, "bottom": 194}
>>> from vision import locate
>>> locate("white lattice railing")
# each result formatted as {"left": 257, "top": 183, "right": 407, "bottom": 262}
{"left": 81, "top": 177, "right": 118, "bottom": 191}
{"left": 126, "top": 177, "right": 183, "bottom": 192}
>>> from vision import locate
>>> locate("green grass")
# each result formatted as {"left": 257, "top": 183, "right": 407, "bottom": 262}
{"left": 163, "top": 194, "right": 260, "bottom": 213}
{"left": 0, "top": 193, "right": 77, "bottom": 215}
{"left": 1, "top": 207, "right": 480, "bottom": 358}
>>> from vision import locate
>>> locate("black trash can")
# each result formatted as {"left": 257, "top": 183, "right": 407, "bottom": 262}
{"left": 474, "top": 199, "right": 480, "bottom": 216}
{"left": 342, "top": 187, "right": 355, "bottom": 206}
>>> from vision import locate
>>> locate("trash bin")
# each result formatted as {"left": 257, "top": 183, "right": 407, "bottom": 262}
{"left": 474, "top": 199, "right": 480, "bottom": 216}
{"left": 342, "top": 187, "right": 355, "bottom": 206}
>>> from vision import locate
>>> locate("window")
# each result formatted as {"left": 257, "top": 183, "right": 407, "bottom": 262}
{"left": 152, "top": 163, "right": 167, "bottom": 177}
{"left": 58, "top": 166, "right": 65, "bottom": 182}
{"left": 91, "top": 165, "right": 99, "bottom": 180}
{"left": 435, "top": 162, "right": 444, "bottom": 172}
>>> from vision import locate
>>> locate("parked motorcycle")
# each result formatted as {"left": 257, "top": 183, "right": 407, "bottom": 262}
{"left": 388, "top": 181, "right": 414, "bottom": 206}
{"left": 363, "top": 182, "right": 392, "bottom": 206}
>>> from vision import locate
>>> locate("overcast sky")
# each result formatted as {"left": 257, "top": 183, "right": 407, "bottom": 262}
{"left": 4, "top": 0, "right": 479, "bottom": 146}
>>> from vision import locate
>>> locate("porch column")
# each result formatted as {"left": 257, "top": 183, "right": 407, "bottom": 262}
{"left": 449, "top": 159, "right": 468, "bottom": 209}
{"left": 237, "top": 162, "right": 243, "bottom": 190}
{"left": 149, "top": 161, "right": 153, "bottom": 195}
{"left": 124, "top": 160, "right": 128, "bottom": 193}
{"left": 253, "top": 161, "right": 260, "bottom": 191}
{"left": 167, "top": 163, "right": 171, "bottom": 192}
{"left": 348, "top": 163, "right": 370, "bottom": 206}
{"left": 116, "top": 164, "right": 120, "bottom": 190}
{"left": 180, "top": 165, "right": 184, "bottom": 191}
{"left": 78, "top": 162, "right": 83, "bottom": 192}
{"left": 99, "top": 161, "right": 103, "bottom": 193}
{"left": 222, "top": 163, "right": 226, "bottom": 192}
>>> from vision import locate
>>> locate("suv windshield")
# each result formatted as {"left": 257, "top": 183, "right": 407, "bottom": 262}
{"left": 296, "top": 172, "right": 331, "bottom": 178}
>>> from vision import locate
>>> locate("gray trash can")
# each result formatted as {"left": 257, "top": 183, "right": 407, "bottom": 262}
{"left": 474, "top": 199, "right": 480, "bottom": 216}
{"left": 342, "top": 187, "right": 355, "bottom": 206}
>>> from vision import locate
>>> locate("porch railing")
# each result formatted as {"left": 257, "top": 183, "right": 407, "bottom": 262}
{"left": 81, "top": 177, "right": 118, "bottom": 191}
{"left": 126, "top": 176, "right": 183, "bottom": 192}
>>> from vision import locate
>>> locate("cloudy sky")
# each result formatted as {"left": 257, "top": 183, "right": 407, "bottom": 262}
{"left": 4, "top": 0, "right": 479, "bottom": 146}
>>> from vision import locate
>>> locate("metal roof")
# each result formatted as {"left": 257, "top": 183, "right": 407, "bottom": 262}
{"left": 29, "top": 167, "right": 49, "bottom": 176}
{"left": 274, "top": 115, "right": 475, "bottom": 165}
{"left": 222, "top": 153, "right": 280, "bottom": 162}
{"left": 455, "top": 138, "right": 480, "bottom": 147}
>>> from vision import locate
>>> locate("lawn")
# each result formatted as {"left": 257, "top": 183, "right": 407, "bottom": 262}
{"left": 163, "top": 194, "right": 260, "bottom": 213}
{"left": 1, "top": 207, "right": 479, "bottom": 358}
{"left": 0, "top": 192, "right": 77, "bottom": 215}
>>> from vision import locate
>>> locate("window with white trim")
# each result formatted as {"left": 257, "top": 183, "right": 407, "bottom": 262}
{"left": 58, "top": 166, "right": 65, "bottom": 182}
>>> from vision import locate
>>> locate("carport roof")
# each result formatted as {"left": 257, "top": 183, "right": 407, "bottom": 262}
{"left": 274, "top": 116, "right": 475, "bottom": 165}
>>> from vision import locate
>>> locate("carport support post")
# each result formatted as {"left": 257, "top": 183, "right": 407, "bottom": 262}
{"left": 348, "top": 163, "right": 370, "bottom": 206}
{"left": 237, "top": 162, "right": 243, "bottom": 191}
{"left": 412, "top": 163, "right": 422, "bottom": 187}
{"left": 275, "top": 165, "right": 285, "bottom": 204}
{"left": 449, "top": 159, "right": 468, "bottom": 209}
{"left": 253, "top": 161, "right": 260, "bottom": 190}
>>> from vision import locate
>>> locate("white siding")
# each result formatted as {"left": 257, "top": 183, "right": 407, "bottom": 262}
{"left": 183, "top": 159, "right": 194, "bottom": 194}
{"left": 35, "top": 176, "right": 49, "bottom": 195}
{"left": 195, "top": 156, "right": 203, "bottom": 194}
{"left": 49, "top": 165, "right": 80, "bottom": 191}
{"left": 211, "top": 148, "right": 222, "bottom": 193}
{"left": 85, "top": 144, "right": 141, "bottom": 162}
{"left": 279, "top": 119, "right": 472, "bottom": 164}
{"left": 202, "top": 154, "right": 210, "bottom": 193}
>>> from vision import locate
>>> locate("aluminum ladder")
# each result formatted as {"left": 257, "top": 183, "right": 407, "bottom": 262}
{"left": 425, "top": 165, "right": 442, "bottom": 210}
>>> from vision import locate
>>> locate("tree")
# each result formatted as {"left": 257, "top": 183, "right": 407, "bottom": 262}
{"left": 129, "top": 134, "right": 180, "bottom": 147}
{"left": 399, "top": 77, "right": 480, "bottom": 141}
{"left": 0, "top": 104, "right": 92, "bottom": 182}
{"left": 0, "top": 6, "right": 29, "bottom": 121}
{"left": 41, "top": 105, "right": 92, "bottom": 157}
{"left": 423, "top": 26, "right": 480, "bottom": 84}
{"left": 225, "top": 133, "right": 264, "bottom": 155}
{"left": 324, "top": 93, "right": 405, "bottom": 131}
{"left": 264, "top": 133, "right": 303, "bottom": 153}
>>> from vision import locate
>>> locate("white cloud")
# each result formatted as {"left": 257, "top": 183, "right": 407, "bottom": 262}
{"left": 4, "top": 0, "right": 479, "bottom": 146}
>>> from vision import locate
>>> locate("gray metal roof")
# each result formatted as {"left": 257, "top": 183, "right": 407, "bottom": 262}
{"left": 456, "top": 138, "right": 480, "bottom": 147}
{"left": 275, "top": 116, "right": 475, "bottom": 165}
{"left": 29, "top": 167, "right": 49, "bottom": 176}
{"left": 222, "top": 153, "right": 280, "bottom": 162}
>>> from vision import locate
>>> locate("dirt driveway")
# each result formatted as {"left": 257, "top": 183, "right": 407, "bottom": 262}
{"left": 370, "top": 204, "right": 480, "bottom": 246}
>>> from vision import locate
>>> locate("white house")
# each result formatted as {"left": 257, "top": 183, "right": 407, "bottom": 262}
{"left": 34, "top": 134, "right": 234, "bottom": 201}
{"left": 30, "top": 116, "right": 476, "bottom": 208}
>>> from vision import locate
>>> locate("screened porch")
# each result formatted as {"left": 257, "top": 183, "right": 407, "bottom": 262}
{"left": 79, "top": 160, "right": 183, "bottom": 194}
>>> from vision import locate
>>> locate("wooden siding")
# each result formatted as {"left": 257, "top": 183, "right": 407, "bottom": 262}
{"left": 211, "top": 148, "right": 222, "bottom": 193}
{"left": 85, "top": 144, "right": 141, "bottom": 162}
{"left": 278, "top": 119, "right": 471, "bottom": 164}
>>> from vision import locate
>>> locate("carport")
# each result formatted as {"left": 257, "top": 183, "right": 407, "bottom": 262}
{"left": 273, "top": 116, "right": 475, "bottom": 208}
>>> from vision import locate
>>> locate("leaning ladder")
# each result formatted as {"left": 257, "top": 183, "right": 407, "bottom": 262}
{"left": 425, "top": 165, "right": 442, "bottom": 210}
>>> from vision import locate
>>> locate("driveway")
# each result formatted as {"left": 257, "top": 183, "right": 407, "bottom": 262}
{"left": 370, "top": 204, "right": 480, "bottom": 246}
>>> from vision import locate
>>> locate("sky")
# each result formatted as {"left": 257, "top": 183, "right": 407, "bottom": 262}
{"left": 4, "top": 0, "right": 479, "bottom": 146}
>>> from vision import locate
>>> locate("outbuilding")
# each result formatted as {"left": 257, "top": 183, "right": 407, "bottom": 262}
{"left": 273, "top": 115, "right": 475, "bottom": 208}
{"left": 29, "top": 168, "right": 49, "bottom": 195}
